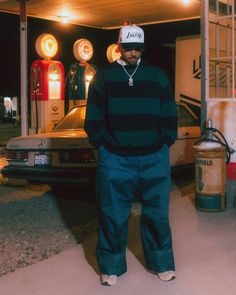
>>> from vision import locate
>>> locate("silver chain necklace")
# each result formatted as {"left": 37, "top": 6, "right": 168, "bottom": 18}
{"left": 121, "top": 61, "right": 140, "bottom": 86}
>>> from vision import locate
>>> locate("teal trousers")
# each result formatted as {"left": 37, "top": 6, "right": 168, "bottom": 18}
{"left": 96, "top": 145, "right": 175, "bottom": 276}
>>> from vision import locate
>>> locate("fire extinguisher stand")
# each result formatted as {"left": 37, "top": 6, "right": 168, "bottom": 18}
{"left": 194, "top": 121, "right": 232, "bottom": 211}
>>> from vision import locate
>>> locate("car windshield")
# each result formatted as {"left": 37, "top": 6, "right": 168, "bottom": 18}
{"left": 53, "top": 106, "right": 86, "bottom": 131}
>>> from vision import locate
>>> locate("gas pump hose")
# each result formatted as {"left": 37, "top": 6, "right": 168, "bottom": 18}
{"left": 195, "top": 127, "right": 235, "bottom": 164}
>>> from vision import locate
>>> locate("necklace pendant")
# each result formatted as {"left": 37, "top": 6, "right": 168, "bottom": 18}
{"left": 129, "top": 77, "right": 133, "bottom": 86}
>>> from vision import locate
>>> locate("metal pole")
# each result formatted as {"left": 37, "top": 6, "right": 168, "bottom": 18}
{"left": 200, "top": 0, "right": 208, "bottom": 130}
{"left": 232, "top": 0, "right": 235, "bottom": 99}
{"left": 20, "top": 0, "right": 28, "bottom": 136}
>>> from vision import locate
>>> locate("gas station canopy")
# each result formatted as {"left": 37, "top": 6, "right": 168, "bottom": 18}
{"left": 0, "top": 0, "right": 200, "bottom": 29}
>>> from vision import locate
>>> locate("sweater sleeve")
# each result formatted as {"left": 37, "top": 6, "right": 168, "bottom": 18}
{"left": 159, "top": 72, "right": 178, "bottom": 147}
{"left": 84, "top": 69, "right": 105, "bottom": 148}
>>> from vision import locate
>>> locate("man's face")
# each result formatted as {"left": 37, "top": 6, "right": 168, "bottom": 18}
{"left": 118, "top": 44, "right": 143, "bottom": 65}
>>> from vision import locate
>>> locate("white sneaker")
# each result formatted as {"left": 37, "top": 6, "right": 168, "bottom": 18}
{"left": 157, "top": 271, "right": 176, "bottom": 282}
{"left": 100, "top": 274, "right": 118, "bottom": 286}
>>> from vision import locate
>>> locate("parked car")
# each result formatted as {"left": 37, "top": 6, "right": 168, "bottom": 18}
{"left": 1, "top": 103, "right": 200, "bottom": 189}
{"left": 171, "top": 102, "right": 200, "bottom": 167}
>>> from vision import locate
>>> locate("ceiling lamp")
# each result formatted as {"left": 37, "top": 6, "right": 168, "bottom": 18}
{"left": 57, "top": 7, "right": 71, "bottom": 24}
{"left": 182, "top": 0, "right": 190, "bottom": 4}
{"left": 57, "top": 15, "right": 69, "bottom": 23}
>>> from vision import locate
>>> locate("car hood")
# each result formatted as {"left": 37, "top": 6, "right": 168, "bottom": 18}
{"left": 6, "top": 130, "right": 93, "bottom": 150}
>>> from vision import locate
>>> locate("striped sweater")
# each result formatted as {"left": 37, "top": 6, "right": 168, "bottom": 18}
{"left": 84, "top": 59, "right": 177, "bottom": 156}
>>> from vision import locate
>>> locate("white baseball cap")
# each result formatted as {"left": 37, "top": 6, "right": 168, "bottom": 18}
{"left": 118, "top": 25, "right": 145, "bottom": 50}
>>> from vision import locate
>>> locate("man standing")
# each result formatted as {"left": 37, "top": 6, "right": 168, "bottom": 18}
{"left": 85, "top": 25, "right": 177, "bottom": 286}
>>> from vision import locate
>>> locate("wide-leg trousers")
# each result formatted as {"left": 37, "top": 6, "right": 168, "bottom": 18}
{"left": 96, "top": 145, "right": 175, "bottom": 276}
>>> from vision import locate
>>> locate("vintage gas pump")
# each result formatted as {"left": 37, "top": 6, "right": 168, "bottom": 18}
{"left": 66, "top": 38, "right": 96, "bottom": 112}
{"left": 194, "top": 119, "right": 233, "bottom": 211}
{"left": 30, "top": 33, "right": 65, "bottom": 133}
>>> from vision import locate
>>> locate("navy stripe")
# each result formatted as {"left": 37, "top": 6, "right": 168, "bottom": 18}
{"left": 161, "top": 117, "right": 178, "bottom": 129}
{"left": 85, "top": 120, "right": 103, "bottom": 133}
{"left": 107, "top": 114, "right": 161, "bottom": 131}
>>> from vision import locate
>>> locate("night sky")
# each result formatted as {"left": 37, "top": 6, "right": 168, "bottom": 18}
{"left": 0, "top": 12, "right": 200, "bottom": 98}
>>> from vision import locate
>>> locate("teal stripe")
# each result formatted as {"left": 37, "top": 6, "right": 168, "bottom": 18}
{"left": 161, "top": 101, "right": 177, "bottom": 116}
{"left": 108, "top": 97, "right": 160, "bottom": 115}
{"left": 85, "top": 103, "right": 103, "bottom": 120}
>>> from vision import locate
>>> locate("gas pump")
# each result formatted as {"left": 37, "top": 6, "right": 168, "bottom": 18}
{"left": 66, "top": 38, "right": 96, "bottom": 112}
{"left": 194, "top": 119, "right": 234, "bottom": 211}
{"left": 30, "top": 33, "right": 65, "bottom": 134}
{"left": 106, "top": 43, "right": 121, "bottom": 63}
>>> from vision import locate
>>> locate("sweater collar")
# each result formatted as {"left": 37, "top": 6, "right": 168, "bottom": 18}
{"left": 116, "top": 58, "right": 141, "bottom": 66}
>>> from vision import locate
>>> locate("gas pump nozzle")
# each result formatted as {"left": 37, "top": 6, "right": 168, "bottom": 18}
{"left": 205, "top": 118, "right": 214, "bottom": 140}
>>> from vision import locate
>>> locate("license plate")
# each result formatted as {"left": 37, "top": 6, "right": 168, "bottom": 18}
{"left": 35, "top": 154, "right": 51, "bottom": 166}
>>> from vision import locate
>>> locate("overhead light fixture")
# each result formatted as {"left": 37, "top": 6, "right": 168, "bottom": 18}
{"left": 57, "top": 7, "right": 72, "bottom": 24}
{"left": 182, "top": 0, "right": 190, "bottom": 4}
{"left": 61, "top": 16, "right": 69, "bottom": 24}
{"left": 57, "top": 15, "right": 69, "bottom": 24}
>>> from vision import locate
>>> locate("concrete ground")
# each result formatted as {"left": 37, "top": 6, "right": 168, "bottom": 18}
{"left": 1, "top": 122, "right": 236, "bottom": 295}
{"left": 1, "top": 189, "right": 236, "bottom": 295}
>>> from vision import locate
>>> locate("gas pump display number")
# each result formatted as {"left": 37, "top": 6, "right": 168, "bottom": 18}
{"left": 35, "top": 33, "right": 58, "bottom": 59}
{"left": 106, "top": 43, "right": 121, "bottom": 63}
{"left": 73, "top": 39, "right": 93, "bottom": 62}
{"left": 35, "top": 154, "right": 51, "bottom": 166}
